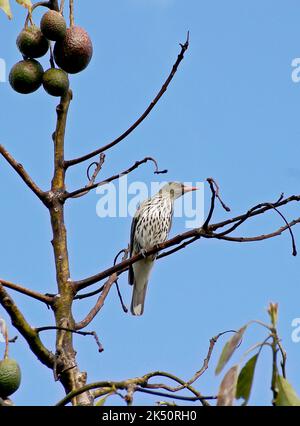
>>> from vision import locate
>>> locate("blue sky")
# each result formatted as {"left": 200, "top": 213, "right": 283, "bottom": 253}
{"left": 0, "top": 0, "right": 300, "bottom": 406}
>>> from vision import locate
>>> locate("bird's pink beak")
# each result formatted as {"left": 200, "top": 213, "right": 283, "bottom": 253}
{"left": 183, "top": 185, "right": 198, "bottom": 193}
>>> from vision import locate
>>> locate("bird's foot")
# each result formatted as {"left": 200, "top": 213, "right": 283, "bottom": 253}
{"left": 140, "top": 249, "right": 148, "bottom": 258}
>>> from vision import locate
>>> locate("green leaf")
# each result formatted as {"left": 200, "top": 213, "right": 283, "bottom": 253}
{"left": 217, "top": 365, "right": 239, "bottom": 406}
{"left": 215, "top": 326, "right": 247, "bottom": 375}
{"left": 0, "top": 0, "right": 12, "bottom": 19}
{"left": 16, "top": 0, "right": 31, "bottom": 10}
{"left": 95, "top": 395, "right": 109, "bottom": 406}
{"left": 275, "top": 376, "right": 300, "bottom": 406}
{"left": 236, "top": 354, "right": 259, "bottom": 405}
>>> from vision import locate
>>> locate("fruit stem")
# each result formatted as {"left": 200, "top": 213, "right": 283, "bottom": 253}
{"left": 24, "top": 1, "right": 52, "bottom": 28}
{"left": 49, "top": 44, "right": 56, "bottom": 68}
{"left": 69, "top": 0, "right": 74, "bottom": 27}
{"left": 4, "top": 331, "right": 9, "bottom": 360}
{"left": 59, "top": 0, "right": 65, "bottom": 14}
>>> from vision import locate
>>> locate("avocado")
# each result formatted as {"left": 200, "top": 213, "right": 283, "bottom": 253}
{"left": 43, "top": 68, "right": 69, "bottom": 96}
{"left": 9, "top": 59, "right": 44, "bottom": 94}
{"left": 40, "top": 10, "right": 67, "bottom": 41}
{"left": 54, "top": 26, "right": 93, "bottom": 74}
{"left": 0, "top": 358, "right": 21, "bottom": 398}
{"left": 17, "top": 25, "right": 49, "bottom": 58}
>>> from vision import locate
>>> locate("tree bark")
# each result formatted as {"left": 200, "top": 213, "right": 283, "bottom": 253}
{"left": 49, "top": 90, "right": 93, "bottom": 405}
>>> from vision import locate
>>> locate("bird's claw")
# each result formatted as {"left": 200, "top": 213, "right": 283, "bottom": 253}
{"left": 140, "top": 249, "right": 148, "bottom": 258}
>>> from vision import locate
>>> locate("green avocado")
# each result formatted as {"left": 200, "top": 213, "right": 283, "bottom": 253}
{"left": 9, "top": 59, "right": 44, "bottom": 94}
{"left": 43, "top": 68, "right": 70, "bottom": 97}
{"left": 0, "top": 358, "right": 21, "bottom": 398}
{"left": 17, "top": 25, "right": 49, "bottom": 58}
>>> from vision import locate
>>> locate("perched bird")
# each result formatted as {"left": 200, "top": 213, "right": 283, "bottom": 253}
{"left": 129, "top": 182, "right": 198, "bottom": 316}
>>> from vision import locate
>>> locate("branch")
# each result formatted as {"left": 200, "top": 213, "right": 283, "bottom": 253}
{"left": 136, "top": 387, "right": 217, "bottom": 403}
{"left": 74, "top": 249, "right": 129, "bottom": 327}
{"left": 203, "top": 177, "right": 230, "bottom": 230}
{"left": 64, "top": 33, "right": 190, "bottom": 168}
{"left": 73, "top": 193, "right": 300, "bottom": 292}
{"left": 0, "top": 285, "right": 55, "bottom": 368}
{"left": 55, "top": 367, "right": 210, "bottom": 406}
{"left": 0, "top": 145, "right": 47, "bottom": 205}
{"left": 67, "top": 154, "right": 106, "bottom": 199}
{"left": 64, "top": 156, "right": 167, "bottom": 200}
{"left": 36, "top": 326, "right": 104, "bottom": 353}
{"left": 0, "top": 279, "right": 53, "bottom": 305}
{"left": 155, "top": 330, "right": 236, "bottom": 393}
{"left": 210, "top": 217, "right": 300, "bottom": 249}
{"left": 74, "top": 273, "right": 118, "bottom": 330}
{"left": 210, "top": 194, "right": 300, "bottom": 232}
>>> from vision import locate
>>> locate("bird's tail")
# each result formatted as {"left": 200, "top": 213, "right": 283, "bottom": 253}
{"left": 131, "top": 258, "right": 154, "bottom": 316}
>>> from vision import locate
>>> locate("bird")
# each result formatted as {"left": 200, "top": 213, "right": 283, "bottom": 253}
{"left": 128, "top": 182, "right": 198, "bottom": 316}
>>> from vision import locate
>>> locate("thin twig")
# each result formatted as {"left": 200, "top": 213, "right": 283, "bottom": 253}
{"left": 209, "top": 218, "right": 300, "bottom": 249}
{"left": 74, "top": 284, "right": 105, "bottom": 300}
{"left": 136, "top": 387, "right": 217, "bottom": 402}
{"left": 211, "top": 194, "right": 300, "bottom": 231}
{"left": 70, "top": 154, "right": 106, "bottom": 199}
{"left": 277, "top": 339, "right": 287, "bottom": 378}
{"left": 175, "top": 330, "right": 236, "bottom": 391}
{"left": 59, "top": 0, "right": 65, "bottom": 13}
{"left": 74, "top": 274, "right": 118, "bottom": 330}
{"left": 87, "top": 153, "right": 106, "bottom": 182}
{"left": 65, "top": 157, "right": 167, "bottom": 200}
{"left": 49, "top": 44, "right": 55, "bottom": 68}
{"left": 74, "top": 249, "right": 129, "bottom": 327}
{"left": 157, "top": 236, "right": 199, "bottom": 259}
{"left": 64, "top": 33, "right": 190, "bottom": 168}
{"left": 203, "top": 178, "right": 217, "bottom": 229}
{"left": 36, "top": 326, "right": 104, "bottom": 352}
{"left": 267, "top": 205, "right": 297, "bottom": 256}
{"left": 25, "top": 1, "right": 52, "bottom": 27}
{"left": 115, "top": 282, "right": 128, "bottom": 313}
{"left": 0, "top": 145, "right": 47, "bottom": 205}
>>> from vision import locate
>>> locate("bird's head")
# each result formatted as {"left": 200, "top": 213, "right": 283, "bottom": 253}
{"left": 159, "top": 182, "right": 198, "bottom": 200}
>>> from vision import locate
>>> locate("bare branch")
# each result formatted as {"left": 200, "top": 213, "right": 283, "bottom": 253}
{"left": 210, "top": 217, "right": 300, "bottom": 250}
{"left": 55, "top": 365, "right": 212, "bottom": 406}
{"left": 74, "top": 274, "right": 118, "bottom": 330}
{"left": 74, "top": 284, "right": 105, "bottom": 300}
{"left": 64, "top": 33, "right": 190, "bottom": 168}
{"left": 68, "top": 154, "right": 106, "bottom": 199}
{"left": 0, "top": 279, "right": 53, "bottom": 305}
{"left": 203, "top": 177, "right": 230, "bottom": 230}
{"left": 75, "top": 249, "right": 129, "bottom": 328}
{"left": 64, "top": 157, "right": 167, "bottom": 200}
{"left": 73, "top": 193, "right": 300, "bottom": 292}
{"left": 210, "top": 194, "right": 300, "bottom": 232}
{"left": 0, "top": 145, "right": 47, "bottom": 205}
{"left": 0, "top": 285, "right": 55, "bottom": 368}
{"left": 136, "top": 387, "right": 216, "bottom": 403}
{"left": 156, "top": 330, "right": 236, "bottom": 394}
{"left": 36, "top": 326, "right": 104, "bottom": 353}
